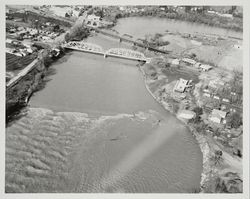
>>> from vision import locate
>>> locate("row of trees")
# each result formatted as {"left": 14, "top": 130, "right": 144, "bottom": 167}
{"left": 111, "top": 6, "right": 242, "bottom": 32}
{"left": 64, "top": 25, "right": 90, "bottom": 42}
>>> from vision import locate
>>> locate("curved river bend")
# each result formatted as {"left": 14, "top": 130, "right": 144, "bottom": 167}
{"left": 5, "top": 17, "right": 206, "bottom": 193}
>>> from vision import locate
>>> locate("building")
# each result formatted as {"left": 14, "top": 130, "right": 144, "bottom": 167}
{"left": 199, "top": 64, "right": 213, "bottom": 71}
{"left": 178, "top": 110, "right": 196, "bottom": 120}
{"left": 84, "top": 14, "right": 113, "bottom": 28}
{"left": 209, "top": 79, "right": 224, "bottom": 89}
{"left": 203, "top": 93, "right": 211, "bottom": 98}
{"left": 222, "top": 98, "right": 230, "bottom": 103}
{"left": 213, "top": 95, "right": 220, "bottom": 100}
{"left": 209, "top": 109, "right": 227, "bottom": 124}
{"left": 194, "top": 62, "right": 201, "bottom": 68}
{"left": 172, "top": 59, "right": 180, "bottom": 65}
{"left": 182, "top": 58, "right": 196, "bottom": 65}
{"left": 173, "top": 78, "right": 189, "bottom": 93}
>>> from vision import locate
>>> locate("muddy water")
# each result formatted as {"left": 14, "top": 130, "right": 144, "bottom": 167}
{"left": 6, "top": 18, "right": 204, "bottom": 193}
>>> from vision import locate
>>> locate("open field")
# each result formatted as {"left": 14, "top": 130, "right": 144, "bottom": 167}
{"left": 161, "top": 34, "right": 242, "bottom": 72}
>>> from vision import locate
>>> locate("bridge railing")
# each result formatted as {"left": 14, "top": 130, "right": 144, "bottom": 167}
{"left": 64, "top": 41, "right": 104, "bottom": 53}
{"left": 106, "top": 48, "right": 146, "bottom": 60}
{"left": 63, "top": 42, "right": 151, "bottom": 63}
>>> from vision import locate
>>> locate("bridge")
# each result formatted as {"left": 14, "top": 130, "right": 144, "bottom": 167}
{"left": 88, "top": 27, "right": 170, "bottom": 55}
{"left": 63, "top": 42, "right": 151, "bottom": 63}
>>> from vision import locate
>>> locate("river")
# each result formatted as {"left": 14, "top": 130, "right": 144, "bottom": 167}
{"left": 114, "top": 17, "right": 242, "bottom": 39}
{"left": 5, "top": 17, "right": 208, "bottom": 193}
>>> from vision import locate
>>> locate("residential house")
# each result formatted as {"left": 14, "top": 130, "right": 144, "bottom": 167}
{"left": 182, "top": 58, "right": 196, "bottom": 65}
{"left": 203, "top": 93, "right": 211, "bottom": 98}
{"left": 199, "top": 64, "right": 213, "bottom": 71}
{"left": 171, "top": 59, "right": 180, "bottom": 65}
{"left": 173, "top": 78, "right": 189, "bottom": 93}
{"left": 209, "top": 109, "right": 228, "bottom": 124}
{"left": 222, "top": 98, "right": 230, "bottom": 103}
{"left": 194, "top": 62, "right": 201, "bottom": 68}
{"left": 213, "top": 95, "right": 220, "bottom": 100}
{"left": 178, "top": 110, "right": 196, "bottom": 120}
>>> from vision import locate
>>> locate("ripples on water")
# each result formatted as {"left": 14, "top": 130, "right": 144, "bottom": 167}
{"left": 6, "top": 108, "right": 202, "bottom": 193}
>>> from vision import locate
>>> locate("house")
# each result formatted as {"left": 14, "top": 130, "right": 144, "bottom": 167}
{"left": 87, "top": 14, "right": 101, "bottom": 21}
{"left": 173, "top": 78, "right": 189, "bottom": 93}
{"left": 213, "top": 95, "right": 220, "bottom": 100}
{"left": 209, "top": 109, "right": 228, "bottom": 124}
{"left": 171, "top": 59, "right": 180, "bottom": 65}
{"left": 84, "top": 14, "right": 113, "bottom": 28}
{"left": 203, "top": 93, "right": 211, "bottom": 98}
{"left": 199, "top": 64, "right": 213, "bottom": 71}
{"left": 178, "top": 110, "right": 196, "bottom": 120}
{"left": 222, "top": 98, "right": 230, "bottom": 103}
{"left": 209, "top": 79, "right": 224, "bottom": 88}
{"left": 233, "top": 44, "right": 242, "bottom": 49}
{"left": 182, "top": 58, "right": 196, "bottom": 65}
{"left": 194, "top": 62, "right": 201, "bottom": 68}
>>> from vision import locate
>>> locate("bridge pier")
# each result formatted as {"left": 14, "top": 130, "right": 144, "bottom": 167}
{"left": 104, "top": 53, "right": 107, "bottom": 58}
{"left": 119, "top": 38, "right": 122, "bottom": 43}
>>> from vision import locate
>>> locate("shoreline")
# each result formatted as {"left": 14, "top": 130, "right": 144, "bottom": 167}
{"left": 139, "top": 64, "right": 211, "bottom": 192}
{"left": 115, "top": 12, "right": 243, "bottom": 33}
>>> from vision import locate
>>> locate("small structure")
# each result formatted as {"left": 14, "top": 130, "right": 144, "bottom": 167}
{"left": 222, "top": 98, "right": 230, "bottom": 103}
{"left": 233, "top": 44, "right": 242, "bottom": 49}
{"left": 203, "top": 93, "right": 211, "bottom": 98}
{"left": 203, "top": 89, "right": 210, "bottom": 93}
{"left": 209, "top": 109, "right": 227, "bottom": 124}
{"left": 182, "top": 58, "right": 196, "bottom": 65}
{"left": 194, "top": 62, "right": 201, "bottom": 68}
{"left": 209, "top": 79, "right": 224, "bottom": 89}
{"left": 199, "top": 64, "right": 213, "bottom": 71}
{"left": 171, "top": 58, "right": 180, "bottom": 65}
{"left": 178, "top": 110, "right": 196, "bottom": 120}
{"left": 213, "top": 95, "right": 220, "bottom": 100}
{"left": 173, "top": 78, "right": 189, "bottom": 93}
{"left": 85, "top": 14, "right": 113, "bottom": 28}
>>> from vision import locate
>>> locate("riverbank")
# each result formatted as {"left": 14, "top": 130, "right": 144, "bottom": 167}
{"left": 139, "top": 59, "right": 242, "bottom": 192}
{"left": 113, "top": 7, "right": 243, "bottom": 33}
{"left": 6, "top": 48, "right": 64, "bottom": 122}
{"left": 138, "top": 64, "right": 209, "bottom": 192}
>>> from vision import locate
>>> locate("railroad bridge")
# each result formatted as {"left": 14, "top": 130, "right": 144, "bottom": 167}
{"left": 63, "top": 42, "right": 151, "bottom": 63}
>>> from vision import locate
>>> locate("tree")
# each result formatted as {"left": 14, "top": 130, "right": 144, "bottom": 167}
{"left": 190, "top": 106, "right": 203, "bottom": 124}
{"left": 65, "top": 12, "right": 70, "bottom": 18}
{"left": 64, "top": 32, "right": 70, "bottom": 43}
{"left": 227, "top": 112, "right": 242, "bottom": 129}
{"left": 190, "top": 53, "right": 197, "bottom": 59}
{"left": 185, "top": 6, "right": 192, "bottom": 13}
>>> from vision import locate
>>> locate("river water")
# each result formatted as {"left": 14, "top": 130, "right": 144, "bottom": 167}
{"left": 5, "top": 17, "right": 209, "bottom": 193}
{"left": 114, "top": 17, "right": 242, "bottom": 39}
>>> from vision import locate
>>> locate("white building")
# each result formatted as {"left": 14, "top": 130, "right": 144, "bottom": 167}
{"left": 199, "top": 64, "right": 213, "bottom": 71}
{"left": 203, "top": 93, "right": 211, "bottom": 98}
{"left": 209, "top": 109, "right": 227, "bottom": 124}
{"left": 178, "top": 110, "right": 196, "bottom": 120}
{"left": 173, "top": 78, "right": 189, "bottom": 93}
{"left": 222, "top": 98, "right": 230, "bottom": 103}
{"left": 171, "top": 59, "right": 180, "bottom": 65}
{"left": 182, "top": 58, "right": 196, "bottom": 65}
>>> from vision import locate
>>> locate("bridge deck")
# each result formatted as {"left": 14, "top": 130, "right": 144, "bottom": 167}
{"left": 64, "top": 45, "right": 150, "bottom": 63}
{"left": 89, "top": 27, "right": 170, "bottom": 54}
